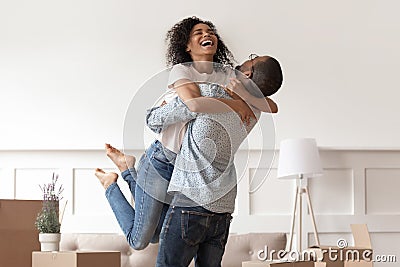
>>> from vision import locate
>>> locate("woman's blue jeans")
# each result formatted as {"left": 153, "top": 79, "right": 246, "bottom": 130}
{"left": 105, "top": 140, "right": 176, "bottom": 250}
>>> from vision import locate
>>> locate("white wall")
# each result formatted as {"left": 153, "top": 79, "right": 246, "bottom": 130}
{"left": 1, "top": 0, "right": 400, "bottom": 150}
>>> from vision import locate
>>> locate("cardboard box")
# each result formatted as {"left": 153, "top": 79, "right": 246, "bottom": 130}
{"left": 307, "top": 224, "right": 373, "bottom": 267}
{"left": 32, "top": 251, "right": 121, "bottom": 267}
{"left": 0, "top": 199, "right": 43, "bottom": 267}
{"left": 242, "top": 260, "right": 325, "bottom": 267}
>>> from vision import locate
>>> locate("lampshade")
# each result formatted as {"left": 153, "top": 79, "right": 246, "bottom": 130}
{"left": 277, "top": 138, "right": 323, "bottom": 179}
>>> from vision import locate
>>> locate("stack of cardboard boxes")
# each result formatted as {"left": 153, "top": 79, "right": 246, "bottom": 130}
{"left": 0, "top": 199, "right": 42, "bottom": 267}
{"left": 32, "top": 251, "right": 120, "bottom": 267}
{"left": 1, "top": 199, "right": 120, "bottom": 267}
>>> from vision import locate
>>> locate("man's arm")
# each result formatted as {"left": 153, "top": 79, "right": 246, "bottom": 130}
{"left": 242, "top": 95, "right": 278, "bottom": 113}
{"left": 146, "top": 97, "right": 197, "bottom": 134}
{"left": 226, "top": 78, "right": 278, "bottom": 113}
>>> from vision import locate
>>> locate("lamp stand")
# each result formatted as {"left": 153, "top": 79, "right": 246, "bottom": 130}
{"left": 287, "top": 174, "right": 320, "bottom": 252}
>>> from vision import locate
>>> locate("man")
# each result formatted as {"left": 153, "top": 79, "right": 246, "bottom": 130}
{"left": 146, "top": 55, "right": 283, "bottom": 267}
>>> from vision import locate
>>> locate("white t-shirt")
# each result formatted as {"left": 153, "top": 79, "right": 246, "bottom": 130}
{"left": 157, "top": 63, "right": 235, "bottom": 153}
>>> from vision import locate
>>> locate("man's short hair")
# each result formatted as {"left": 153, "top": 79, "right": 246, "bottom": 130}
{"left": 251, "top": 57, "right": 283, "bottom": 97}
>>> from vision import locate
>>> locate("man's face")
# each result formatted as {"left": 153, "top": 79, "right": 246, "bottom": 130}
{"left": 238, "top": 56, "right": 270, "bottom": 78}
{"left": 236, "top": 56, "right": 270, "bottom": 97}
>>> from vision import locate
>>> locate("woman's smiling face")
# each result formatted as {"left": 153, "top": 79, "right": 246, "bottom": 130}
{"left": 186, "top": 23, "right": 218, "bottom": 61}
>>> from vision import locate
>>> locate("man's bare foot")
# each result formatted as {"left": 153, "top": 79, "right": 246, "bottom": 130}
{"left": 95, "top": 168, "right": 118, "bottom": 190}
{"left": 105, "top": 143, "right": 136, "bottom": 172}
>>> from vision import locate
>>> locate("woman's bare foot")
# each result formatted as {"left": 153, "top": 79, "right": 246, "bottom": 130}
{"left": 95, "top": 168, "right": 118, "bottom": 190}
{"left": 105, "top": 143, "right": 136, "bottom": 172}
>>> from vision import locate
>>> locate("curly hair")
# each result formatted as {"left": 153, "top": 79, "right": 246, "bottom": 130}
{"left": 165, "top": 16, "right": 234, "bottom": 68}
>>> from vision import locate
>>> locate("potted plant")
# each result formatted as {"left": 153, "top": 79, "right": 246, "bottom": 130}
{"left": 35, "top": 173, "right": 64, "bottom": 251}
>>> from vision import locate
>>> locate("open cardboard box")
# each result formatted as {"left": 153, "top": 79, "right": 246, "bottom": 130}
{"left": 306, "top": 224, "right": 373, "bottom": 267}
{"left": 32, "top": 251, "right": 121, "bottom": 267}
{"left": 0, "top": 199, "right": 43, "bottom": 267}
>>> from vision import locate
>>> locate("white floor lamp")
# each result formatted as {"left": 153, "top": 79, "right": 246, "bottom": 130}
{"left": 277, "top": 138, "right": 323, "bottom": 252}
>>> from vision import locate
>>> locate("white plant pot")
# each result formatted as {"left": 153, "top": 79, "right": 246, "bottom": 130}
{"left": 39, "top": 233, "right": 61, "bottom": 251}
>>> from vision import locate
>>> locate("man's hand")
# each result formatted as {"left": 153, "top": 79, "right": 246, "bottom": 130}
{"left": 225, "top": 78, "right": 255, "bottom": 125}
{"left": 225, "top": 78, "right": 250, "bottom": 101}
{"left": 226, "top": 78, "right": 278, "bottom": 113}
{"left": 232, "top": 99, "right": 256, "bottom": 126}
